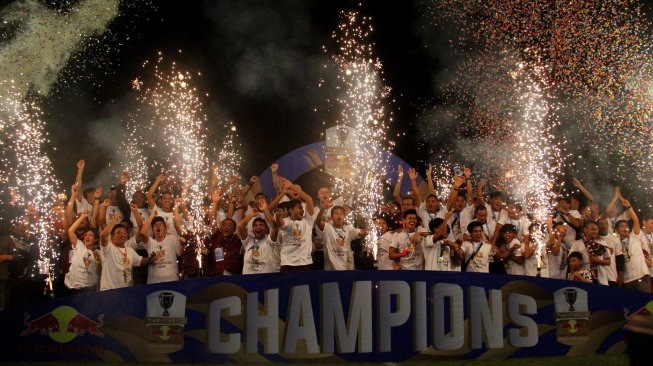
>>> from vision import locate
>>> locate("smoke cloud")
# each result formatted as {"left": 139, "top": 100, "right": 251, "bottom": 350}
{"left": 0, "top": 0, "right": 120, "bottom": 98}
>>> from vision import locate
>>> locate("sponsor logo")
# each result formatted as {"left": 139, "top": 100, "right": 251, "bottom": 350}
{"left": 20, "top": 306, "right": 104, "bottom": 343}
{"left": 145, "top": 290, "right": 187, "bottom": 352}
{"left": 554, "top": 287, "right": 590, "bottom": 345}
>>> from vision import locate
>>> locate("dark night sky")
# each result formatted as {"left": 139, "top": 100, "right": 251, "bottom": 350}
{"left": 36, "top": 0, "right": 439, "bottom": 188}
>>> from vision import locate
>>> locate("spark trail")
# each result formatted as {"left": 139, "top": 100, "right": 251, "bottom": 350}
{"left": 330, "top": 11, "right": 392, "bottom": 255}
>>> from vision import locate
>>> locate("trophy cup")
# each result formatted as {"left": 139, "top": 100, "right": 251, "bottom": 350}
{"left": 336, "top": 126, "right": 349, "bottom": 148}
{"left": 564, "top": 289, "right": 577, "bottom": 312}
{"left": 159, "top": 292, "right": 175, "bottom": 317}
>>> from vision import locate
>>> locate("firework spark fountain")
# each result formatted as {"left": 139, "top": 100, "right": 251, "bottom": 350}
{"left": 215, "top": 120, "right": 242, "bottom": 193}
{"left": 509, "top": 58, "right": 562, "bottom": 266}
{"left": 0, "top": 81, "right": 59, "bottom": 287}
{"left": 135, "top": 55, "right": 211, "bottom": 267}
{"left": 328, "top": 10, "right": 392, "bottom": 256}
{"left": 426, "top": 0, "right": 653, "bottom": 209}
{"left": 118, "top": 114, "right": 149, "bottom": 199}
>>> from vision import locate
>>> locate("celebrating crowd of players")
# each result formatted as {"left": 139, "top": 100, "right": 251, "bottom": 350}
{"left": 0, "top": 159, "right": 651, "bottom": 310}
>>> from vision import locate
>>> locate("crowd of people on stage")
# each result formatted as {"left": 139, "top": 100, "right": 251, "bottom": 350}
{"left": 0, "top": 158, "right": 652, "bottom": 310}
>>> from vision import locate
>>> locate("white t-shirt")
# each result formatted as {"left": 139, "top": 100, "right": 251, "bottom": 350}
{"left": 502, "top": 238, "right": 525, "bottom": 275}
{"left": 146, "top": 235, "right": 181, "bottom": 284}
{"left": 279, "top": 211, "right": 315, "bottom": 266}
{"left": 619, "top": 233, "right": 650, "bottom": 283}
{"left": 554, "top": 210, "right": 582, "bottom": 245}
{"left": 639, "top": 231, "right": 653, "bottom": 277}
{"left": 75, "top": 197, "right": 94, "bottom": 216}
{"left": 524, "top": 244, "right": 549, "bottom": 278}
{"left": 486, "top": 204, "right": 509, "bottom": 239}
{"left": 64, "top": 240, "right": 99, "bottom": 289}
{"left": 313, "top": 197, "right": 346, "bottom": 251}
{"left": 100, "top": 243, "right": 143, "bottom": 291}
{"left": 461, "top": 241, "right": 494, "bottom": 273}
{"left": 376, "top": 232, "right": 396, "bottom": 270}
{"left": 269, "top": 235, "right": 282, "bottom": 272}
{"left": 547, "top": 241, "right": 571, "bottom": 280}
{"left": 422, "top": 236, "right": 460, "bottom": 272}
{"left": 458, "top": 205, "right": 475, "bottom": 239}
{"left": 390, "top": 229, "right": 426, "bottom": 270}
{"left": 105, "top": 205, "right": 122, "bottom": 226}
{"left": 447, "top": 206, "right": 471, "bottom": 243}
{"left": 601, "top": 234, "right": 620, "bottom": 283}
{"left": 242, "top": 234, "right": 277, "bottom": 274}
{"left": 322, "top": 223, "right": 360, "bottom": 271}
{"left": 485, "top": 203, "right": 510, "bottom": 227}
{"left": 130, "top": 208, "right": 150, "bottom": 237}
{"left": 417, "top": 202, "right": 447, "bottom": 231}
{"left": 547, "top": 240, "right": 571, "bottom": 280}
{"left": 126, "top": 234, "right": 145, "bottom": 252}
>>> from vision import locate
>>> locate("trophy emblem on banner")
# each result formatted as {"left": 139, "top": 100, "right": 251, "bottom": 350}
{"left": 145, "top": 291, "right": 187, "bottom": 352}
{"left": 325, "top": 125, "right": 358, "bottom": 178}
{"left": 553, "top": 287, "right": 590, "bottom": 345}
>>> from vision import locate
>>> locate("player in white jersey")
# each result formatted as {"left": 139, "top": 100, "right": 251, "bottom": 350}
{"left": 138, "top": 211, "right": 183, "bottom": 284}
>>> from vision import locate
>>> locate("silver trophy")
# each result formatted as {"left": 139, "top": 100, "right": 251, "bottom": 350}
{"left": 336, "top": 126, "right": 349, "bottom": 148}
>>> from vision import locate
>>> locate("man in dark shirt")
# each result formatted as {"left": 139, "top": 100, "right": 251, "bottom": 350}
{"left": 206, "top": 218, "right": 242, "bottom": 276}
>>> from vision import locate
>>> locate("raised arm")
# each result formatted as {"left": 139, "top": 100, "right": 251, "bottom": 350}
{"left": 315, "top": 202, "right": 328, "bottom": 231}
{"left": 426, "top": 164, "right": 435, "bottom": 195}
{"left": 621, "top": 197, "right": 640, "bottom": 235}
{"left": 98, "top": 199, "right": 110, "bottom": 230}
{"left": 446, "top": 175, "right": 465, "bottom": 211}
{"left": 259, "top": 199, "right": 278, "bottom": 242}
{"left": 572, "top": 178, "right": 595, "bottom": 202}
{"left": 464, "top": 168, "right": 474, "bottom": 207}
{"left": 67, "top": 211, "right": 89, "bottom": 248}
{"left": 138, "top": 209, "right": 158, "bottom": 245}
{"left": 129, "top": 203, "right": 143, "bottom": 231}
{"left": 64, "top": 184, "right": 78, "bottom": 230}
{"left": 236, "top": 210, "right": 257, "bottom": 241}
{"left": 90, "top": 188, "right": 102, "bottom": 229}
{"left": 407, "top": 167, "right": 422, "bottom": 207}
{"left": 271, "top": 163, "right": 283, "bottom": 194}
{"left": 172, "top": 199, "right": 185, "bottom": 236}
{"left": 116, "top": 172, "right": 131, "bottom": 221}
{"left": 546, "top": 217, "right": 562, "bottom": 256}
{"left": 476, "top": 178, "right": 487, "bottom": 207}
{"left": 605, "top": 187, "right": 620, "bottom": 218}
{"left": 291, "top": 184, "right": 314, "bottom": 216}
{"left": 74, "top": 160, "right": 85, "bottom": 202}
{"left": 100, "top": 213, "right": 121, "bottom": 246}
{"left": 146, "top": 175, "right": 164, "bottom": 210}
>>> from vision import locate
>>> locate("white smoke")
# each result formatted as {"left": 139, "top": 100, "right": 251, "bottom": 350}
{"left": 0, "top": 0, "right": 120, "bottom": 98}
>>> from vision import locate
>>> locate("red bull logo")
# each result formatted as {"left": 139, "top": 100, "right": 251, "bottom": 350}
{"left": 20, "top": 306, "right": 104, "bottom": 343}
{"left": 560, "top": 319, "right": 584, "bottom": 334}
{"left": 151, "top": 325, "right": 178, "bottom": 340}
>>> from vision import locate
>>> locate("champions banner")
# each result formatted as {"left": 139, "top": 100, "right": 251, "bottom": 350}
{"left": 3, "top": 271, "right": 653, "bottom": 363}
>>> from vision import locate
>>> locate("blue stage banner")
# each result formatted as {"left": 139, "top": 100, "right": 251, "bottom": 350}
{"left": 3, "top": 271, "right": 653, "bottom": 363}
